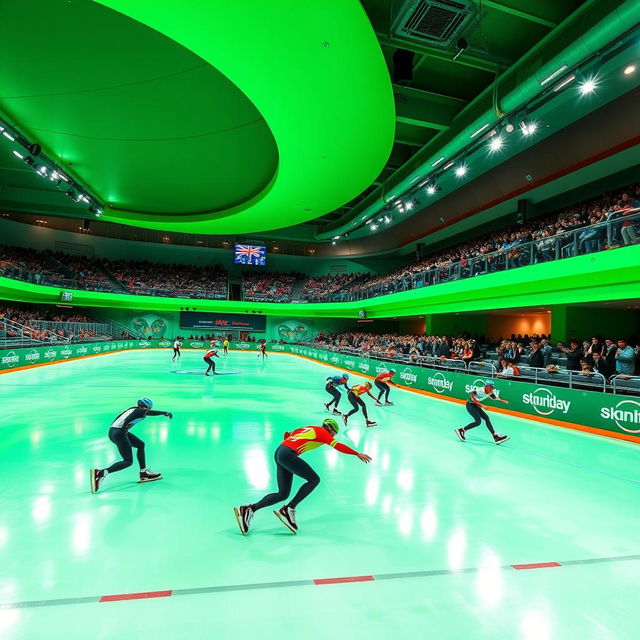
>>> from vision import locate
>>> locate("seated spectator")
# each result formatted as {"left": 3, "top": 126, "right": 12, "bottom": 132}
{"left": 528, "top": 342, "right": 544, "bottom": 368}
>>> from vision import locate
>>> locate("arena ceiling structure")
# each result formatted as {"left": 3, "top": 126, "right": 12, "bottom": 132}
{"left": 0, "top": 0, "right": 639, "bottom": 252}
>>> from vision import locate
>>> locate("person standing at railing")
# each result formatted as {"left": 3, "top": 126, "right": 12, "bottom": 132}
{"left": 604, "top": 338, "right": 618, "bottom": 370}
{"left": 591, "top": 352, "right": 611, "bottom": 379}
{"left": 618, "top": 193, "right": 640, "bottom": 245}
{"left": 540, "top": 339, "right": 553, "bottom": 367}
{"left": 454, "top": 381, "right": 509, "bottom": 445}
{"left": 615, "top": 339, "right": 636, "bottom": 375}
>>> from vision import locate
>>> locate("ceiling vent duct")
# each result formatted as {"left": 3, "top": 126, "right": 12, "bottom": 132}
{"left": 392, "top": 0, "right": 475, "bottom": 48}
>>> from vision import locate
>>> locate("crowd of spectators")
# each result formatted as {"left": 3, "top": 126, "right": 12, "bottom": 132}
{"left": 0, "top": 306, "right": 98, "bottom": 342}
{"left": 108, "top": 259, "right": 227, "bottom": 298}
{"left": 0, "top": 245, "right": 70, "bottom": 285}
{"left": 495, "top": 335, "right": 639, "bottom": 379}
{"left": 1, "top": 244, "right": 229, "bottom": 299}
{"left": 315, "top": 330, "right": 640, "bottom": 380}
{"left": 334, "top": 184, "right": 640, "bottom": 300}
{"left": 243, "top": 271, "right": 303, "bottom": 302}
{"left": 300, "top": 273, "right": 369, "bottom": 301}
{"left": 1, "top": 184, "right": 638, "bottom": 304}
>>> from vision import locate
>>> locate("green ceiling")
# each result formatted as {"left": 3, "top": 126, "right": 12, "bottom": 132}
{"left": 0, "top": 0, "right": 394, "bottom": 232}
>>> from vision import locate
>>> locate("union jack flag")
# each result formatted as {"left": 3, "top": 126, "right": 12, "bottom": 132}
{"left": 234, "top": 244, "right": 266, "bottom": 265}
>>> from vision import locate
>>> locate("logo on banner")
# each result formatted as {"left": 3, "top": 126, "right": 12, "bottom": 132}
{"left": 600, "top": 399, "right": 640, "bottom": 433}
{"left": 428, "top": 371, "right": 452, "bottom": 393}
{"left": 344, "top": 359, "right": 355, "bottom": 368}
{"left": 139, "top": 341, "right": 151, "bottom": 348}
{"left": 93, "top": 345, "right": 102, "bottom": 353}
{"left": 44, "top": 348, "right": 57, "bottom": 361}
{"left": 465, "top": 378, "right": 487, "bottom": 394}
{"left": 272, "top": 344, "right": 285, "bottom": 352}
{"left": 76, "top": 346, "right": 88, "bottom": 356}
{"left": 375, "top": 364, "right": 387, "bottom": 374}
{"left": 239, "top": 343, "right": 250, "bottom": 350}
{"left": 60, "top": 347, "right": 73, "bottom": 359}
{"left": 190, "top": 341, "right": 204, "bottom": 348}
{"left": 522, "top": 387, "right": 571, "bottom": 415}
{"left": 25, "top": 349, "right": 40, "bottom": 363}
{"left": 2, "top": 351, "right": 20, "bottom": 368}
{"left": 319, "top": 353, "right": 329, "bottom": 361}
{"left": 358, "top": 361, "right": 370, "bottom": 373}
{"left": 401, "top": 367, "right": 418, "bottom": 385}
{"left": 330, "top": 355, "right": 340, "bottom": 364}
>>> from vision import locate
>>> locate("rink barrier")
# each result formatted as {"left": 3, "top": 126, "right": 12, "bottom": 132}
{"left": 280, "top": 344, "right": 640, "bottom": 444}
{"left": 1, "top": 340, "right": 639, "bottom": 443}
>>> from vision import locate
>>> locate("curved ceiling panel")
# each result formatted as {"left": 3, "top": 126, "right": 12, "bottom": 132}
{"left": 0, "top": 0, "right": 278, "bottom": 216}
{"left": 2, "top": 0, "right": 395, "bottom": 234}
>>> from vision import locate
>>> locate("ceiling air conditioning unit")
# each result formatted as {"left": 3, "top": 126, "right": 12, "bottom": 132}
{"left": 392, "top": 0, "right": 476, "bottom": 48}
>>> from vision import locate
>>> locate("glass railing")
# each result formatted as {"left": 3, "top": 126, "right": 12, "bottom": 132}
{"left": 312, "top": 342, "right": 638, "bottom": 394}
{"left": 1, "top": 209, "right": 638, "bottom": 303}
{"left": 326, "top": 209, "right": 640, "bottom": 302}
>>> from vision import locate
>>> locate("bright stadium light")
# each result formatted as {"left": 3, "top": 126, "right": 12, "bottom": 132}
{"left": 455, "top": 164, "right": 467, "bottom": 177}
{"left": 431, "top": 157, "right": 445, "bottom": 167}
{"left": 520, "top": 119, "right": 538, "bottom": 136}
{"left": 427, "top": 184, "right": 436, "bottom": 195}
{"left": 12, "top": 150, "right": 24, "bottom": 159}
{"left": 370, "top": 223, "right": 378, "bottom": 231}
{"left": 489, "top": 135, "right": 504, "bottom": 153}
{"left": 623, "top": 64, "right": 636, "bottom": 76}
{"left": 578, "top": 76, "right": 598, "bottom": 95}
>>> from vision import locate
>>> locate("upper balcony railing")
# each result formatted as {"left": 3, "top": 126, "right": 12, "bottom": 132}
{"left": 318, "top": 209, "right": 640, "bottom": 303}
{"left": 1, "top": 209, "right": 639, "bottom": 302}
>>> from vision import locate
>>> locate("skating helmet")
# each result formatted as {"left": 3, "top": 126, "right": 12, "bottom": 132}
{"left": 322, "top": 418, "right": 340, "bottom": 434}
{"left": 389, "top": 369, "right": 396, "bottom": 374}
{"left": 484, "top": 380, "right": 496, "bottom": 389}
{"left": 342, "top": 373, "right": 349, "bottom": 379}
{"left": 365, "top": 381, "right": 372, "bottom": 389}
{"left": 138, "top": 397, "right": 153, "bottom": 409}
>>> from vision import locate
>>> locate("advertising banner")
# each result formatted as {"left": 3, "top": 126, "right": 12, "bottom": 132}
{"left": 1, "top": 341, "right": 637, "bottom": 439}
{"left": 180, "top": 311, "right": 266, "bottom": 332}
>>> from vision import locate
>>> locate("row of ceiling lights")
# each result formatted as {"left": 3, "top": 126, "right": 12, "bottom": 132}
{"left": 356, "top": 63, "right": 637, "bottom": 236}
{"left": 0, "top": 117, "right": 104, "bottom": 217}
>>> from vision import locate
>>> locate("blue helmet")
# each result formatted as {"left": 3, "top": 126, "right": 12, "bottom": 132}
{"left": 484, "top": 380, "right": 496, "bottom": 389}
{"left": 342, "top": 373, "right": 349, "bottom": 379}
{"left": 138, "top": 397, "right": 153, "bottom": 409}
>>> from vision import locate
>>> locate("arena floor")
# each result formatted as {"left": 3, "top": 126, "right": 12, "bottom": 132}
{"left": 0, "top": 349, "right": 638, "bottom": 639}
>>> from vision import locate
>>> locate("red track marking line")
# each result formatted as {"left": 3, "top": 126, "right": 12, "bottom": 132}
{"left": 314, "top": 575, "right": 375, "bottom": 585}
{"left": 511, "top": 562, "right": 561, "bottom": 570}
{"left": 100, "top": 590, "right": 173, "bottom": 603}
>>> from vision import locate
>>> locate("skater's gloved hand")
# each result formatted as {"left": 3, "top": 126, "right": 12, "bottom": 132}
{"left": 164, "top": 412, "right": 173, "bottom": 419}
{"left": 357, "top": 453, "right": 372, "bottom": 463}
